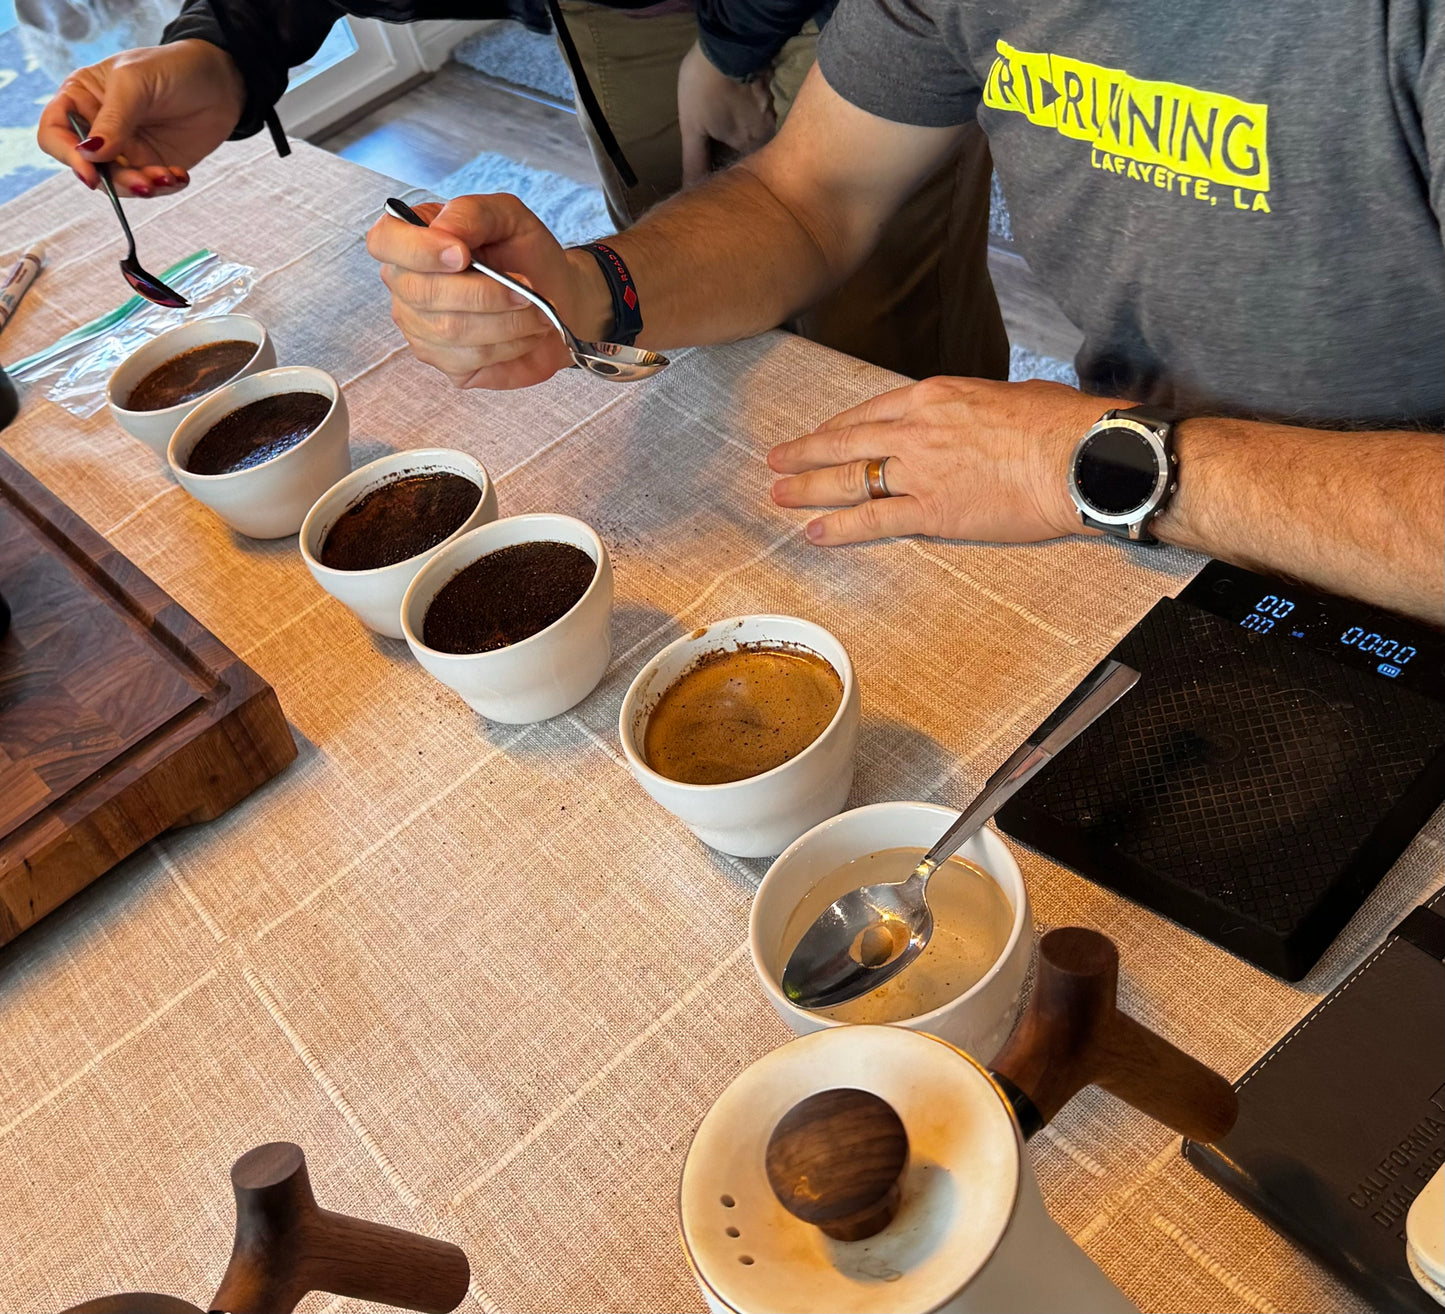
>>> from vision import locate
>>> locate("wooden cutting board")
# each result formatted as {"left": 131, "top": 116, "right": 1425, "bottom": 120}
{"left": 0, "top": 450, "right": 296, "bottom": 947}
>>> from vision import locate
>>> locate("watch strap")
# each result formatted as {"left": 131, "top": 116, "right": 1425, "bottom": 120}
{"left": 1079, "top": 509, "right": 1158, "bottom": 544}
{"left": 1106, "top": 403, "right": 1182, "bottom": 429}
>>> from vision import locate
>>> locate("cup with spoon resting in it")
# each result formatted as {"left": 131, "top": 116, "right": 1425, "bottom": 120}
{"left": 751, "top": 660, "right": 1139, "bottom": 1056}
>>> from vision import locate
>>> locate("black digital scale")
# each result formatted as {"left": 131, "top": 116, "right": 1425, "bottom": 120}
{"left": 998, "top": 561, "right": 1445, "bottom": 980}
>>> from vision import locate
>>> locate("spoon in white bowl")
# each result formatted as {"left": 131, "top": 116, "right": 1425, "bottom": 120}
{"left": 781, "top": 659, "right": 1140, "bottom": 1010}
{"left": 383, "top": 198, "right": 668, "bottom": 382}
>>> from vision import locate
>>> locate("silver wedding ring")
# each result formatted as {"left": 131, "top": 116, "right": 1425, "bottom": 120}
{"left": 864, "top": 457, "right": 893, "bottom": 500}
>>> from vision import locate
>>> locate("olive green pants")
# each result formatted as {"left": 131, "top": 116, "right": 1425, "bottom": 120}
{"left": 556, "top": 3, "right": 1008, "bottom": 381}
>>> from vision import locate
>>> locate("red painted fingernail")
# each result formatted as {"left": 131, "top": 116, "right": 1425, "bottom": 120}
{"left": 76, "top": 135, "right": 104, "bottom": 152}
{"left": 130, "top": 184, "right": 153, "bottom": 198}
{"left": 153, "top": 174, "right": 175, "bottom": 187}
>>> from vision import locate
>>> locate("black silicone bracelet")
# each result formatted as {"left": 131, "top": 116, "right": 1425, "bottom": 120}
{"left": 578, "top": 242, "right": 643, "bottom": 347}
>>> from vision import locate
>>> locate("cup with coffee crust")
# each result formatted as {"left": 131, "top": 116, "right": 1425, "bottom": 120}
{"left": 619, "top": 616, "right": 860, "bottom": 858}
{"left": 401, "top": 513, "right": 614, "bottom": 723}
{"left": 168, "top": 366, "right": 350, "bottom": 539}
{"left": 108, "top": 313, "right": 275, "bottom": 455}
{"left": 300, "top": 449, "right": 499, "bottom": 639}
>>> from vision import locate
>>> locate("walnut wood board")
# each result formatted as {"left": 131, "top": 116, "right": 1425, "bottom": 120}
{"left": 0, "top": 450, "right": 296, "bottom": 947}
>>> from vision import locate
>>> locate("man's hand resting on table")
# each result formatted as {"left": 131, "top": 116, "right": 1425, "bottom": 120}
{"left": 769, "top": 374, "right": 1444, "bottom": 626}
{"left": 37, "top": 40, "right": 245, "bottom": 198}
{"left": 770, "top": 377, "right": 1107, "bottom": 546}
{"left": 367, "top": 195, "right": 614, "bottom": 391}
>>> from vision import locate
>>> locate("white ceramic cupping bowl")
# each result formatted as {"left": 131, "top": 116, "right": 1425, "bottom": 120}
{"left": 107, "top": 313, "right": 276, "bottom": 455}
{"left": 619, "top": 616, "right": 861, "bottom": 860}
{"left": 401, "top": 513, "right": 613, "bottom": 724}
{"left": 167, "top": 366, "right": 351, "bottom": 540}
{"left": 300, "top": 449, "right": 499, "bottom": 640}
{"left": 750, "top": 801, "right": 1033, "bottom": 1059}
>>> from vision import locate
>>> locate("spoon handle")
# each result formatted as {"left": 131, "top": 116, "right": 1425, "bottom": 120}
{"left": 382, "top": 197, "right": 571, "bottom": 342}
{"left": 913, "top": 659, "right": 1140, "bottom": 881}
{"left": 67, "top": 112, "right": 135, "bottom": 253}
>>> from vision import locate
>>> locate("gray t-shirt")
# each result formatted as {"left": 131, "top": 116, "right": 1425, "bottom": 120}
{"left": 818, "top": 0, "right": 1445, "bottom": 428}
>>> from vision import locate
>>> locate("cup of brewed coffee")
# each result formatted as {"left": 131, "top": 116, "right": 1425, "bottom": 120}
{"left": 619, "top": 616, "right": 860, "bottom": 858}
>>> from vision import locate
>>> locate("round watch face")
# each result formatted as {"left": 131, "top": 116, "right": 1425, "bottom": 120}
{"left": 1075, "top": 426, "right": 1160, "bottom": 515}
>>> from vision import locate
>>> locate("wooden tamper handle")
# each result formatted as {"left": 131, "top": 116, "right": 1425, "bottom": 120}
{"left": 765, "top": 1088, "right": 909, "bottom": 1242}
{"left": 989, "top": 927, "right": 1238, "bottom": 1142}
{"left": 208, "top": 1143, "right": 470, "bottom": 1314}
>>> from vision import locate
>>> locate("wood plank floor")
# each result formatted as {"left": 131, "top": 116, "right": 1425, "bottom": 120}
{"left": 319, "top": 63, "right": 1081, "bottom": 364}
{"left": 322, "top": 63, "right": 598, "bottom": 192}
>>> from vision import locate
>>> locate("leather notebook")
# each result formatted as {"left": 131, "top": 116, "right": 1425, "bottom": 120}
{"left": 1184, "top": 890, "right": 1445, "bottom": 1312}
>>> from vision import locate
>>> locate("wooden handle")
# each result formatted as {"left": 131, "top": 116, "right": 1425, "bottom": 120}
{"left": 765, "top": 1089, "right": 909, "bottom": 1242}
{"left": 990, "top": 928, "right": 1237, "bottom": 1143}
{"left": 208, "top": 1143, "right": 470, "bottom": 1314}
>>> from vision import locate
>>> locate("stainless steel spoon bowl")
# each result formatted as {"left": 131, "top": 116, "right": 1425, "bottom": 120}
{"left": 781, "top": 659, "right": 1141, "bottom": 1010}
{"left": 383, "top": 198, "right": 668, "bottom": 382}
{"left": 67, "top": 112, "right": 189, "bottom": 309}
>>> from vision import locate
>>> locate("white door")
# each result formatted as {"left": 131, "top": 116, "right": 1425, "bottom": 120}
{"left": 278, "top": 17, "right": 488, "bottom": 140}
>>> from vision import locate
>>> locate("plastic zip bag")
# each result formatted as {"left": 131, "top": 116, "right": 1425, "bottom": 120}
{"left": 8, "top": 251, "right": 257, "bottom": 418}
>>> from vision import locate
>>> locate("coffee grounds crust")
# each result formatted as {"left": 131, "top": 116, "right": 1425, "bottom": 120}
{"left": 320, "top": 472, "right": 482, "bottom": 571}
{"left": 128, "top": 339, "right": 257, "bottom": 411}
{"left": 185, "top": 392, "right": 331, "bottom": 476}
{"left": 423, "top": 540, "right": 596, "bottom": 653}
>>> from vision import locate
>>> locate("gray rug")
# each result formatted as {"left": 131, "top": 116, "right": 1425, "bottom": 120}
{"left": 453, "top": 23, "right": 574, "bottom": 103}
{"left": 435, "top": 150, "right": 612, "bottom": 247}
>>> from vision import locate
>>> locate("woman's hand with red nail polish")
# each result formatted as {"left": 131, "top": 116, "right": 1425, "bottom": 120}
{"left": 38, "top": 40, "right": 244, "bottom": 197}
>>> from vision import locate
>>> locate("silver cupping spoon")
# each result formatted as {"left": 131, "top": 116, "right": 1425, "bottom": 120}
{"left": 782, "top": 659, "right": 1141, "bottom": 1010}
{"left": 68, "top": 111, "right": 189, "bottom": 309}
{"left": 383, "top": 198, "right": 667, "bottom": 382}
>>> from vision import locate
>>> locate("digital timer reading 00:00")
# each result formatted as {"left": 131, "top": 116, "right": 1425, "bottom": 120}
{"left": 1240, "top": 594, "right": 1296, "bottom": 635}
{"left": 1340, "top": 625, "right": 1416, "bottom": 666}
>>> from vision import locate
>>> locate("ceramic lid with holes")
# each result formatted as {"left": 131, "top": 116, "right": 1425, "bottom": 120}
{"left": 679, "top": 1025, "right": 1020, "bottom": 1314}
{"left": 1407, "top": 1165, "right": 1445, "bottom": 1304}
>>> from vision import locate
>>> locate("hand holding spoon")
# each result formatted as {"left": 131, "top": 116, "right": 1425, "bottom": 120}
{"left": 383, "top": 198, "right": 667, "bottom": 382}
{"left": 67, "top": 111, "right": 189, "bottom": 309}
{"left": 782, "top": 659, "right": 1141, "bottom": 1010}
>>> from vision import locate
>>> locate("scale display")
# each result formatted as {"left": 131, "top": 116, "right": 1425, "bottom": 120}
{"left": 998, "top": 561, "right": 1445, "bottom": 979}
{"left": 1180, "top": 562, "right": 1445, "bottom": 696}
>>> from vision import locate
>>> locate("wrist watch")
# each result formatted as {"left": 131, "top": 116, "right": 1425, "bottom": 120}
{"left": 1067, "top": 403, "right": 1181, "bottom": 544}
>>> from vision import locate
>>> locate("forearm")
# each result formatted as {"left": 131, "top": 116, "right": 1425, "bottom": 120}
{"left": 563, "top": 67, "right": 960, "bottom": 349}
{"left": 1154, "top": 418, "right": 1444, "bottom": 625}
{"left": 565, "top": 161, "right": 849, "bottom": 348}
{"left": 163, "top": 0, "right": 344, "bottom": 137}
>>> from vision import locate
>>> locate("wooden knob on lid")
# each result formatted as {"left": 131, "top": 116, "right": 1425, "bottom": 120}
{"left": 765, "top": 1088, "right": 909, "bottom": 1242}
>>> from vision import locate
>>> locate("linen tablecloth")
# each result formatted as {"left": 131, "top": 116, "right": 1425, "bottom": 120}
{"left": 0, "top": 138, "right": 1439, "bottom": 1314}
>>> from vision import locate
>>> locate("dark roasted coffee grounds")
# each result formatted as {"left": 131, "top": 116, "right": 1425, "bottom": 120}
{"left": 422, "top": 541, "right": 596, "bottom": 653}
{"left": 128, "top": 339, "right": 257, "bottom": 411}
{"left": 185, "top": 392, "right": 332, "bottom": 476}
{"left": 320, "top": 473, "right": 482, "bottom": 571}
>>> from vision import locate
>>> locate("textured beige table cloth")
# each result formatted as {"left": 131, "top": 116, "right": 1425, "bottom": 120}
{"left": 0, "top": 138, "right": 1439, "bottom": 1314}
